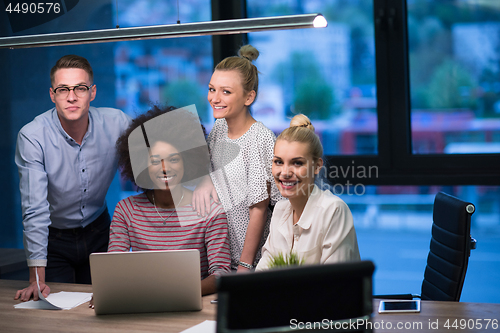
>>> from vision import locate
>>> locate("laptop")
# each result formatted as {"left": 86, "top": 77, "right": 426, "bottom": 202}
{"left": 89, "top": 249, "right": 202, "bottom": 315}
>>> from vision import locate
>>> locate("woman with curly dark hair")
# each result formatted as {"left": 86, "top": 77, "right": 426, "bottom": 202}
{"left": 109, "top": 104, "right": 231, "bottom": 296}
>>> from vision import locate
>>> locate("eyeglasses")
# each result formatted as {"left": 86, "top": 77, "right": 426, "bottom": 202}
{"left": 52, "top": 84, "right": 94, "bottom": 98}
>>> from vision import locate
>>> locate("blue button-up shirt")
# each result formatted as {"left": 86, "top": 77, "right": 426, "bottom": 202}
{"left": 15, "top": 107, "right": 131, "bottom": 266}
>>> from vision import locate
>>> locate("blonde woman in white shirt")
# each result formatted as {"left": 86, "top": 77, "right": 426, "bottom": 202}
{"left": 256, "top": 114, "right": 360, "bottom": 270}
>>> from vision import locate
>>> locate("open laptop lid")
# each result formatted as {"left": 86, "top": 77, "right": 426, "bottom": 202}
{"left": 90, "top": 249, "right": 202, "bottom": 315}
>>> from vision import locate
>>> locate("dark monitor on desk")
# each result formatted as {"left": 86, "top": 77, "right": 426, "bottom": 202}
{"left": 216, "top": 260, "right": 375, "bottom": 333}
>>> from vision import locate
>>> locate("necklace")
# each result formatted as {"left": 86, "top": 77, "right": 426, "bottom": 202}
{"left": 151, "top": 189, "right": 185, "bottom": 224}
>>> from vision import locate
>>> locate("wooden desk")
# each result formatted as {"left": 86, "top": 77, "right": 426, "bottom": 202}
{"left": 1, "top": 279, "right": 499, "bottom": 333}
{"left": 371, "top": 299, "right": 500, "bottom": 333}
{"left": 0, "top": 279, "right": 216, "bottom": 333}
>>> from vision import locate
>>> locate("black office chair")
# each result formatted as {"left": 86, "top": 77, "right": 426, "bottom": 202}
{"left": 375, "top": 191, "right": 477, "bottom": 302}
{"left": 216, "top": 261, "right": 375, "bottom": 333}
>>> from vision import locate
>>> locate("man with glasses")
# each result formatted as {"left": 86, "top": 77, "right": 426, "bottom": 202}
{"left": 14, "top": 55, "right": 131, "bottom": 301}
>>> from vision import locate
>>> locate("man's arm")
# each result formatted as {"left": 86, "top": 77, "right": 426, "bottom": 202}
{"left": 14, "top": 131, "right": 52, "bottom": 300}
{"left": 201, "top": 275, "right": 217, "bottom": 296}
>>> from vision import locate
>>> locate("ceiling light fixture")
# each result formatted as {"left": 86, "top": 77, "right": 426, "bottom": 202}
{"left": 0, "top": 13, "right": 327, "bottom": 49}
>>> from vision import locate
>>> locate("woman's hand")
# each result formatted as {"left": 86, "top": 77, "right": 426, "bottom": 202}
{"left": 192, "top": 175, "right": 218, "bottom": 216}
{"left": 237, "top": 198, "right": 270, "bottom": 273}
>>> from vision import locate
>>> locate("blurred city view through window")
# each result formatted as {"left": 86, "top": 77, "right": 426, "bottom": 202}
{"left": 110, "top": 0, "right": 499, "bottom": 302}
{"left": 113, "top": 0, "right": 213, "bottom": 124}
{"left": 408, "top": 1, "right": 500, "bottom": 154}
{"left": 248, "top": 0, "right": 378, "bottom": 156}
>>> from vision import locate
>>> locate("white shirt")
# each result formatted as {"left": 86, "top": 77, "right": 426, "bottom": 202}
{"left": 256, "top": 185, "right": 360, "bottom": 270}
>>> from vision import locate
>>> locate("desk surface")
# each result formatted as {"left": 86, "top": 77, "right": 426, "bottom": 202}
{"left": 0, "top": 279, "right": 216, "bottom": 333}
{"left": 371, "top": 300, "right": 500, "bottom": 332}
{"left": 1, "top": 279, "right": 499, "bottom": 333}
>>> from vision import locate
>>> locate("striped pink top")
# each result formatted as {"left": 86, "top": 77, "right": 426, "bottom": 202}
{"left": 108, "top": 193, "right": 231, "bottom": 278}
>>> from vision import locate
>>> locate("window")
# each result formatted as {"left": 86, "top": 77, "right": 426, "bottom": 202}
{"left": 408, "top": 1, "right": 500, "bottom": 154}
{"left": 113, "top": 0, "right": 213, "bottom": 123}
{"left": 247, "top": 0, "right": 377, "bottom": 156}
{"left": 349, "top": 184, "right": 500, "bottom": 302}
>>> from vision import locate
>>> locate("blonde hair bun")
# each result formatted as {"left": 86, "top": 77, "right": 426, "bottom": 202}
{"left": 277, "top": 113, "right": 322, "bottom": 163}
{"left": 238, "top": 44, "right": 260, "bottom": 62}
{"left": 290, "top": 114, "right": 315, "bottom": 131}
{"left": 215, "top": 44, "right": 260, "bottom": 99}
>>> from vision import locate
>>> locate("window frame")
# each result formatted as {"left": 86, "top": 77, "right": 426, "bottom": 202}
{"left": 214, "top": 0, "right": 500, "bottom": 186}
{"left": 371, "top": 0, "right": 500, "bottom": 185}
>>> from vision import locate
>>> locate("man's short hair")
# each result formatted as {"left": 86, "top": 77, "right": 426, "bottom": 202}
{"left": 50, "top": 54, "right": 94, "bottom": 86}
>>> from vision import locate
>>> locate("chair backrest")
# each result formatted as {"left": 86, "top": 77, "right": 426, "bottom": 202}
{"left": 216, "top": 261, "right": 375, "bottom": 333}
{"left": 421, "top": 191, "right": 476, "bottom": 301}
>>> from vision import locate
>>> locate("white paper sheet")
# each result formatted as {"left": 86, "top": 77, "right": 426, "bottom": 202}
{"left": 13, "top": 269, "right": 92, "bottom": 310}
{"left": 14, "top": 291, "right": 93, "bottom": 310}
{"left": 179, "top": 320, "right": 216, "bottom": 333}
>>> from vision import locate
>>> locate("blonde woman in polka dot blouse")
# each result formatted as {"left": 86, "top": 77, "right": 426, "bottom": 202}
{"left": 193, "top": 45, "right": 282, "bottom": 271}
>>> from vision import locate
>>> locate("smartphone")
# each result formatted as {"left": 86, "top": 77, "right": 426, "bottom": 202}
{"left": 378, "top": 300, "right": 421, "bottom": 313}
